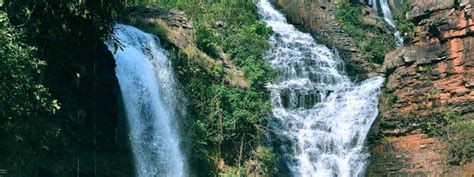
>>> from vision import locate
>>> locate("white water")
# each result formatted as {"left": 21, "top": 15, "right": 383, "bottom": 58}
{"left": 257, "top": 1, "right": 384, "bottom": 176}
{"left": 369, "top": 0, "right": 404, "bottom": 44}
{"left": 368, "top": 0, "right": 379, "bottom": 14}
{"left": 109, "top": 24, "right": 186, "bottom": 177}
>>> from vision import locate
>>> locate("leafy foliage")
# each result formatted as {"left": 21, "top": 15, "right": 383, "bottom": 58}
{"left": 0, "top": 8, "right": 60, "bottom": 151}
{"left": 3, "top": 0, "right": 122, "bottom": 40}
{"left": 418, "top": 110, "right": 462, "bottom": 136}
{"left": 0, "top": 9, "right": 63, "bottom": 176}
{"left": 336, "top": 0, "right": 396, "bottom": 64}
{"left": 446, "top": 119, "right": 474, "bottom": 165}
{"left": 394, "top": 0, "right": 416, "bottom": 43}
{"left": 387, "top": 93, "right": 398, "bottom": 106}
{"left": 154, "top": 1, "right": 278, "bottom": 175}
{"left": 412, "top": 110, "right": 473, "bottom": 165}
{"left": 0, "top": 1, "right": 134, "bottom": 176}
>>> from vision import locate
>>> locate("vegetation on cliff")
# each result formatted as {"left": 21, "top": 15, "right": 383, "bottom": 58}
{"left": 376, "top": 92, "right": 474, "bottom": 167}
{"left": 336, "top": 0, "right": 396, "bottom": 64}
{"left": 393, "top": 0, "right": 416, "bottom": 43}
{"left": 415, "top": 111, "right": 473, "bottom": 165}
{"left": 372, "top": 0, "right": 473, "bottom": 170}
{"left": 153, "top": 2, "right": 278, "bottom": 175}
{"left": 1, "top": 0, "right": 471, "bottom": 176}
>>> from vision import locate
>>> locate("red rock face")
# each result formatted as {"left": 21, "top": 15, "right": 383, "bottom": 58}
{"left": 369, "top": 133, "right": 474, "bottom": 175}
{"left": 381, "top": 0, "right": 473, "bottom": 119}
{"left": 370, "top": 0, "right": 474, "bottom": 175}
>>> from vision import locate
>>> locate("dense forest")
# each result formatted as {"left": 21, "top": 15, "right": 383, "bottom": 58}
{"left": 0, "top": 0, "right": 472, "bottom": 176}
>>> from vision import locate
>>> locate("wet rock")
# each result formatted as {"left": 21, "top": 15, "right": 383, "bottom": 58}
{"left": 128, "top": 5, "right": 195, "bottom": 49}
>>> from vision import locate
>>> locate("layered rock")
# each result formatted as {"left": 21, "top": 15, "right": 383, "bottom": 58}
{"left": 379, "top": 0, "right": 473, "bottom": 132}
{"left": 129, "top": 6, "right": 194, "bottom": 48}
{"left": 369, "top": 0, "right": 474, "bottom": 175}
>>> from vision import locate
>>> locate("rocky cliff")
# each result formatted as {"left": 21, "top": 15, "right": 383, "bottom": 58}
{"left": 380, "top": 0, "right": 473, "bottom": 117}
{"left": 369, "top": 0, "right": 474, "bottom": 176}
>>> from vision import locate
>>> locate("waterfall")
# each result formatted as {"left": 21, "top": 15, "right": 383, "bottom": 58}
{"left": 369, "top": 0, "right": 379, "bottom": 14}
{"left": 257, "top": 1, "right": 384, "bottom": 176}
{"left": 108, "top": 24, "right": 186, "bottom": 177}
{"left": 374, "top": 0, "right": 404, "bottom": 44}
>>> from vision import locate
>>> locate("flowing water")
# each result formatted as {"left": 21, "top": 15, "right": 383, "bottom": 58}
{"left": 369, "top": 0, "right": 404, "bottom": 44}
{"left": 108, "top": 24, "right": 186, "bottom": 177}
{"left": 257, "top": 1, "right": 384, "bottom": 176}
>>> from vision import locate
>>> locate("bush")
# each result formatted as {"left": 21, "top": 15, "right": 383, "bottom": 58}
{"left": 446, "top": 120, "right": 474, "bottom": 165}
{"left": 416, "top": 110, "right": 461, "bottom": 136}
{"left": 413, "top": 110, "right": 473, "bottom": 165}
{"left": 387, "top": 93, "right": 398, "bottom": 106}
{"left": 336, "top": 1, "right": 363, "bottom": 27}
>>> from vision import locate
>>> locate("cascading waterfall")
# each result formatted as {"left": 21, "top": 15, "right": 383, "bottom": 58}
{"left": 108, "top": 24, "right": 186, "bottom": 177}
{"left": 369, "top": 0, "right": 404, "bottom": 44}
{"left": 257, "top": 1, "right": 384, "bottom": 176}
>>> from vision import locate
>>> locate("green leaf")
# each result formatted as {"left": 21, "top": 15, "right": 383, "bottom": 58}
{"left": 113, "top": 42, "right": 118, "bottom": 54}
{"left": 51, "top": 99, "right": 61, "bottom": 113}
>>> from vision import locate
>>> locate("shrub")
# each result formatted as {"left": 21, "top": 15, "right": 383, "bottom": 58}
{"left": 387, "top": 93, "right": 398, "bottom": 106}
{"left": 413, "top": 110, "right": 473, "bottom": 165}
{"left": 446, "top": 120, "right": 474, "bottom": 165}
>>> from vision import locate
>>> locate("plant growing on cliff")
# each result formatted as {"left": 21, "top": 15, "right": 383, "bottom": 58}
{"left": 336, "top": 0, "right": 396, "bottom": 64}
{"left": 430, "top": 112, "right": 474, "bottom": 166}
{"left": 412, "top": 110, "right": 473, "bottom": 165}
{"left": 387, "top": 93, "right": 398, "bottom": 106}
{"left": 1, "top": 1, "right": 136, "bottom": 176}
{"left": 446, "top": 119, "right": 474, "bottom": 165}
{"left": 155, "top": 1, "right": 278, "bottom": 176}
{"left": 394, "top": 0, "right": 416, "bottom": 43}
{"left": 415, "top": 110, "right": 461, "bottom": 136}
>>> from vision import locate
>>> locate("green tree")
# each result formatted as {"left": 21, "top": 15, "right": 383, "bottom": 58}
{"left": 1, "top": 1, "right": 132, "bottom": 176}
{"left": 0, "top": 9, "right": 61, "bottom": 176}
